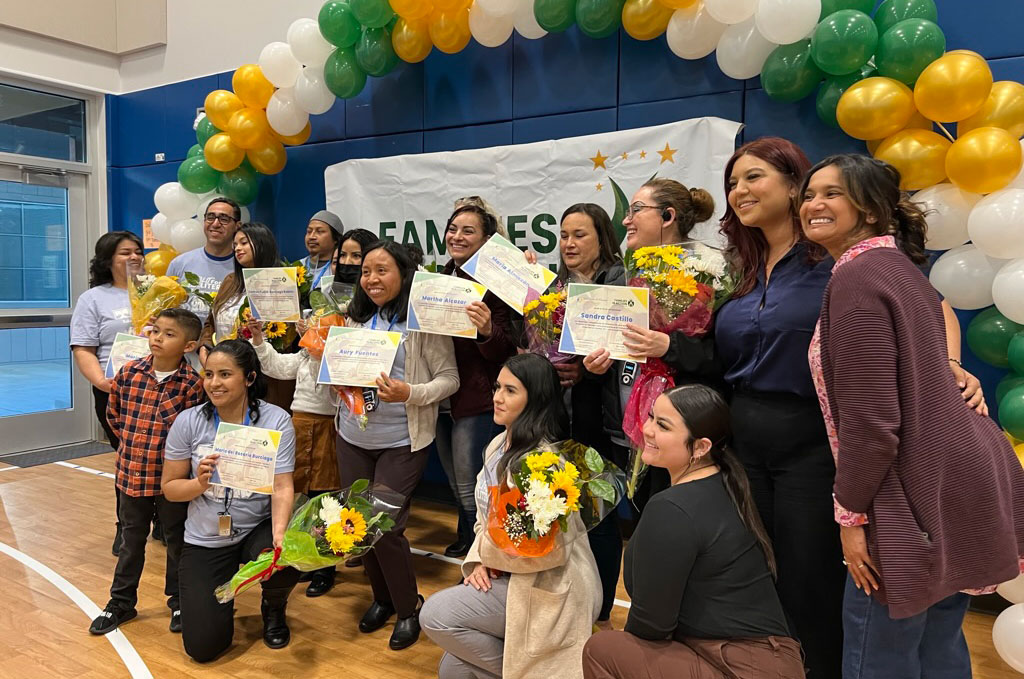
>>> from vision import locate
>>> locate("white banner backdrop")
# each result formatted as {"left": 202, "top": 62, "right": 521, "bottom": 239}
{"left": 325, "top": 117, "right": 742, "bottom": 268}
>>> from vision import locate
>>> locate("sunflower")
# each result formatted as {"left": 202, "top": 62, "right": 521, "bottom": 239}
{"left": 666, "top": 269, "right": 698, "bottom": 296}
{"left": 326, "top": 507, "right": 368, "bottom": 554}
{"left": 265, "top": 321, "right": 288, "bottom": 339}
{"left": 550, "top": 472, "right": 581, "bottom": 511}
{"left": 526, "top": 451, "right": 560, "bottom": 473}
{"left": 562, "top": 461, "right": 579, "bottom": 481}
{"left": 295, "top": 265, "right": 307, "bottom": 286}
{"left": 529, "top": 470, "right": 547, "bottom": 485}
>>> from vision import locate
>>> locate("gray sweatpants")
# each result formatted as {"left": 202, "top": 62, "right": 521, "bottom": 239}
{"left": 421, "top": 575, "right": 509, "bottom": 679}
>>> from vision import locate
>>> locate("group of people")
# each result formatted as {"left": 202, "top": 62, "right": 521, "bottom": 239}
{"left": 67, "top": 137, "right": 1024, "bottom": 678}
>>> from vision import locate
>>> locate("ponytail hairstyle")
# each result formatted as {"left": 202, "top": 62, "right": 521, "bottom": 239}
{"left": 211, "top": 222, "right": 281, "bottom": 322}
{"left": 662, "top": 384, "right": 777, "bottom": 577}
{"left": 642, "top": 178, "right": 716, "bottom": 242}
{"left": 556, "top": 203, "right": 623, "bottom": 283}
{"left": 346, "top": 240, "right": 424, "bottom": 324}
{"left": 496, "top": 353, "right": 570, "bottom": 480}
{"left": 89, "top": 231, "right": 144, "bottom": 288}
{"left": 201, "top": 339, "right": 267, "bottom": 425}
{"left": 802, "top": 154, "right": 929, "bottom": 267}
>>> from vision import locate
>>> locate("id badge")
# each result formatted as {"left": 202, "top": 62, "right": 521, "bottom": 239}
{"left": 218, "top": 513, "right": 232, "bottom": 537}
{"left": 362, "top": 387, "right": 379, "bottom": 412}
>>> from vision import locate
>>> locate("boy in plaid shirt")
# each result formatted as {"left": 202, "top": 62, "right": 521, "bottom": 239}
{"left": 89, "top": 308, "right": 206, "bottom": 635}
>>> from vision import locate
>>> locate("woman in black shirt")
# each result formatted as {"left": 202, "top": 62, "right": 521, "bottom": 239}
{"left": 583, "top": 385, "right": 804, "bottom": 679}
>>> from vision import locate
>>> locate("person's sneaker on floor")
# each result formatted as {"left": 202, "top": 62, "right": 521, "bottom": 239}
{"left": 151, "top": 519, "right": 165, "bottom": 545}
{"left": 88, "top": 604, "right": 137, "bottom": 635}
{"left": 169, "top": 608, "right": 182, "bottom": 633}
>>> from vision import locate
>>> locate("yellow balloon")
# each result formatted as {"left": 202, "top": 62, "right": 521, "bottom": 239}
{"left": 657, "top": 0, "right": 697, "bottom": 7}
{"left": 144, "top": 244, "right": 178, "bottom": 277}
{"left": 914, "top": 53, "right": 993, "bottom": 123}
{"left": 957, "top": 81, "right": 1024, "bottom": 140}
{"left": 231, "top": 64, "right": 274, "bottom": 110}
{"left": 393, "top": 17, "right": 433, "bottom": 63}
{"left": 428, "top": 8, "right": 471, "bottom": 55}
{"left": 837, "top": 77, "right": 916, "bottom": 141}
{"left": 247, "top": 139, "right": 287, "bottom": 175}
{"left": 204, "top": 133, "right": 245, "bottom": 172}
{"left": 390, "top": 0, "right": 433, "bottom": 20}
{"left": 866, "top": 111, "right": 932, "bottom": 154}
{"left": 622, "top": 0, "right": 674, "bottom": 40}
{"left": 873, "top": 129, "right": 951, "bottom": 190}
{"left": 1016, "top": 441, "right": 1024, "bottom": 469}
{"left": 433, "top": 0, "right": 468, "bottom": 9}
{"left": 272, "top": 122, "right": 312, "bottom": 146}
{"left": 226, "top": 107, "right": 271, "bottom": 150}
{"left": 945, "top": 126, "right": 1023, "bottom": 194}
{"left": 204, "top": 89, "right": 244, "bottom": 131}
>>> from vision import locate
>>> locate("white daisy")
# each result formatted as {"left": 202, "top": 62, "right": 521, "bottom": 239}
{"left": 319, "top": 496, "right": 342, "bottom": 525}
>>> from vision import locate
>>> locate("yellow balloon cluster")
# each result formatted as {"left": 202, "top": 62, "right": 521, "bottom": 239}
{"left": 144, "top": 244, "right": 179, "bottom": 277}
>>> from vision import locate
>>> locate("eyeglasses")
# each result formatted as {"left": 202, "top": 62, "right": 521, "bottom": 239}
{"left": 625, "top": 202, "right": 663, "bottom": 219}
{"left": 204, "top": 213, "right": 237, "bottom": 226}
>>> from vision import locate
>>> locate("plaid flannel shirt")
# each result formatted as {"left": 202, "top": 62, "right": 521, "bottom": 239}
{"left": 107, "top": 355, "right": 205, "bottom": 497}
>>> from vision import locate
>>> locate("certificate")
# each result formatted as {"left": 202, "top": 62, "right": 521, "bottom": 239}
{"left": 210, "top": 422, "right": 282, "bottom": 494}
{"left": 319, "top": 274, "right": 334, "bottom": 292}
{"left": 407, "top": 271, "right": 486, "bottom": 339}
{"left": 242, "top": 267, "right": 301, "bottom": 322}
{"left": 558, "top": 283, "right": 650, "bottom": 362}
{"left": 105, "top": 332, "right": 151, "bottom": 378}
{"left": 316, "top": 326, "right": 403, "bottom": 387}
{"left": 460, "top": 233, "right": 557, "bottom": 314}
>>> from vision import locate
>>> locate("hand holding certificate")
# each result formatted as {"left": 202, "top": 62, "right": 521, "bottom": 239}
{"left": 460, "top": 233, "right": 557, "bottom": 314}
{"left": 559, "top": 284, "right": 650, "bottom": 362}
{"left": 105, "top": 332, "right": 152, "bottom": 378}
{"left": 407, "top": 271, "right": 487, "bottom": 338}
{"left": 242, "top": 267, "right": 301, "bottom": 322}
{"left": 210, "top": 423, "right": 283, "bottom": 494}
{"left": 317, "top": 326, "right": 403, "bottom": 388}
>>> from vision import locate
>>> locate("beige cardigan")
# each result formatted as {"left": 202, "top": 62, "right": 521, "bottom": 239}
{"left": 463, "top": 434, "right": 601, "bottom": 679}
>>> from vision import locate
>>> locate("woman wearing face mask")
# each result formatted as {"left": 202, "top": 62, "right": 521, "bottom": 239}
{"left": 339, "top": 240, "right": 459, "bottom": 651}
{"left": 435, "top": 202, "right": 518, "bottom": 559}
{"left": 300, "top": 211, "right": 342, "bottom": 292}
{"left": 582, "top": 385, "right": 804, "bottom": 679}
{"left": 801, "top": 154, "right": 1024, "bottom": 679}
{"left": 421, "top": 353, "right": 602, "bottom": 679}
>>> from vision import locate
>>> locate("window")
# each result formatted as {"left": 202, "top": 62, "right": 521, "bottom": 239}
{"left": 0, "top": 83, "right": 86, "bottom": 163}
{"left": 0, "top": 180, "right": 70, "bottom": 309}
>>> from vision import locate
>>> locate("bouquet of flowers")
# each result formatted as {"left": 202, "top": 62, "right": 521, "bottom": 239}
{"left": 522, "top": 283, "right": 571, "bottom": 364}
{"left": 287, "top": 261, "right": 311, "bottom": 301}
{"left": 179, "top": 271, "right": 217, "bottom": 311}
{"left": 214, "top": 480, "right": 400, "bottom": 602}
{"left": 127, "top": 263, "right": 187, "bottom": 335}
{"left": 223, "top": 299, "right": 295, "bottom": 352}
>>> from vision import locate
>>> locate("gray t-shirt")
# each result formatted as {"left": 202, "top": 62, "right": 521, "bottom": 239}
{"left": 166, "top": 247, "right": 235, "bottom": 316}
{"left": 69, "top": 284, "right": 131, "bottom": 365}
{"left": 164, "top": 401, "right": 296, "bottom": 548}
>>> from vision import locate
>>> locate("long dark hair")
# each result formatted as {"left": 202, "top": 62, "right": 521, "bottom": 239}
{"left": 201, "top": 339, "right": 267, "bottom": 425}
{"left": 802, "top": 154, "right": 930, "bottom": 267}
{"left": 89, "top": 231, "right": 143, "bottom": 288}
{"left": 557, "top": 203, "right": 622, "bottom": 283}
{"left": 335, "top": 228, "right": 378, "bottom": 264}
{"left": 211, "top": 222, "right": 280, "bottom": 320}
{"left": 662, "top": 385, "right": 776, "bottom": 577}
{"left": 496, "top": 353, "right": 569, "bottom": 479}
{"left": 346, "top": 240, "right": 424, "bottom": 324}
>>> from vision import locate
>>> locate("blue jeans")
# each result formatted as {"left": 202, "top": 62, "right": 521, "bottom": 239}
{"left": 435, "top": 412, "right": 502, "bottom": 544}
{"left": 842, "top": 575, "right": 971, "bottom": 679}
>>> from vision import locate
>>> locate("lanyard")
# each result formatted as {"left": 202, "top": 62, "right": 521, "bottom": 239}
{"left": 212, "top": 406, "right": 252, "bottom": 515}
{"left": 308, "top": 256, "right": 331, "bottom": 290}
{"left": 370, "top": 311, "right": 398, "bottom": 333}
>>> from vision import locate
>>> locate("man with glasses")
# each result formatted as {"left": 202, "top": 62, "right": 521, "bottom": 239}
{"left": 166, "top": 198, "right": 242, "bottom": 316}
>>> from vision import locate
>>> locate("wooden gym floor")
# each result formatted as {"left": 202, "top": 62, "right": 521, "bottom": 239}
{"left": 0, "top": 452, "right": 1018, "bottom": 679}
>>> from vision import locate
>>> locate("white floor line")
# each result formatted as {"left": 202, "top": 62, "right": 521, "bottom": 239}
{"left": 0, "top": 465, "right": 22, "bottom": 472}
{"left": 0, "top": 541, "right": 153, "bottom": 679}
{"left": 55, "top": 460, "right": 116, "bottom": 479}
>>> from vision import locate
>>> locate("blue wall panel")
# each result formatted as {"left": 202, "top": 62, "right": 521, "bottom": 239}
{"left": 108, "top": 164, "right": 179, "bottom": 238}
{"left": 425, "top": 41, "right": 514, "bottom": 129}
{"left": 424, "top": 122, "right": 513, "bottom": 153}
{"left": 742, "top": 87, "right": 865, "bottom": 162}
{"left": 308, "top": 98, "right": 347, "bottom": 144}
{"left": 512, "top": 28, "right": 618, "bottom": 119}
{"left": 346, "top": 63, "right": 425, "bottom": 138}
{"left": 619, "top": 38, "right": 737, "bottom": 105}
{"left": 618, "top": 92, "right": 743, "bottom": 131}
{"left": 513, "top": 108, "right": 617, "bottom": 145}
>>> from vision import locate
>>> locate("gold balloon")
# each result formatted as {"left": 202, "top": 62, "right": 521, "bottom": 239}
{"left": 873, "top": 129, "right": 951, "bottom": 190}
{"left": 145, "top": 244, "right": 178, "bottom": 277}
{"left": 866, "top": 111, "right": 933, "bottom": 154}
{"left": 914, "top": 53, "right": 993, "bottom": 123}
{"left": 393, "top": 17, "right": 433, "bottom": 63}
{"left": 226, "top": 107, "right": 271, "bottom": 150}
{"left": 204, "top": 90, "right": 244, "bottom": 131}
{"left": 432, "top": 0, "right": 469, "bottom": 9}
{"left": 657, "top": 0, "right": 697, "bottom": 7}
{"left": 390, "top": 0, "right": 433, "bottom": 19}
{"left": 1016, "top": 441, "right": 1024, "bottom": 469}
{"left": 231, "top": 64, "right": 274, "bottom": 109}
{"left": 247, "top": 139, "right": 287, "bottom": 175}
{"left": 622, "top": 0, "right": 674, "bottom": 40}
{"left": 957, "top": 81, "right": 1024, "bottom": 140}
{"left": 945, "top": 126, "right": 1023, "bottom": 194}
{"left": 272, "top": 122, "right": 312, "bottom": 146}
{"left": 428, "top": 8, "right": 471, "bottom": 55}
{"left": 204, "top": 133, "right": 245, "bottom": 172}
{"left": 837, "top": 77, "right": 916, "bottom": 141}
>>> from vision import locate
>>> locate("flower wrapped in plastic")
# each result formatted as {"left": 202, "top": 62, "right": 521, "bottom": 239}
{"left": 223, "top": 299, "right": 296, "bottom": 352}
{"left": 299, "top": 289, "right": 347, "bottom": 361}
{"left": 214, "top": 480, "right": 400, "bottom": 603}
{"left": 523, "top": 283, "right": 571, "bottom": 364}
{"left": 127, "top": 263, "right": 187, "bottom": 335}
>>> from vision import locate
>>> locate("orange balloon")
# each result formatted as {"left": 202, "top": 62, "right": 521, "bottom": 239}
{"left": 390, "top": 0, "right": 433, "bottom": 20}
{"left": 247, "top": 139, "right": 287, "bottom": 175}
{"left": 873, "top": 129, "right": 951, "bottom": 190}
{"left": 837, "top": 77, "right": 916, "bottom": 141}
{"left": 946, "top": 126, "right": 1023, "bottom": 194}
{"left": 226, "top": 107, "right": 271, "bottom": 150}
{"left": 204, "top": 90, "right": 244, "bottom": 131}
{"left": 393, "top": 17, "right": 433, "bottom": 63}
{"left": 957, "top": 81, "right": 1024, "bottom": 140}
{"left": 866, "top": 111, "right": 932, "bottom": 154}
{"left": 657, "top": 0, "right": 697, "bottom": 8}
{"left": 272, "top": 122, "right": 312, "bottom": 146}
{"left": 621, "top": 0, "right": 674, "bottom": 40}
{"left": 428, "top": 7, "right": 471, "bottom": 54}
{"left": 914, "top": 53, "right": 993, "bottom": 123}
{"left": 204, "top": 133, "right": 245, "bottom": 172}
{"left": 144, "top": 244, "right": 178, "bottom": 276}
{"left": 232, "top": 64, "right": 274, "bottom": 109}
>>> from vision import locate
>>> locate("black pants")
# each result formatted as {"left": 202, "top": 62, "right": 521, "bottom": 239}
{"left": 178, "top": 519, "right": 300, "bottom": 663}
{"left": 585, "top": 442, "right": 629, "bottom": 621}
{"left": 95, "top": 387, "right": 156, "bottom": 534}
{"left": 730, "top": 390, "right": 844, "bottom": 679}
{"left": 110, "top": 491, "right": 187, "bottom": 611}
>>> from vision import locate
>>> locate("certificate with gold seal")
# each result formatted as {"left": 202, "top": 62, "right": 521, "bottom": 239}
{"left": 558, "top": 283, "right": 650, "bottom": 362}
{"left": 242, "top": 267, "right": 301, "bottom": 322}
{"left": 210, "top": 423, "right": 282, "bottom": 495}
{"left": 316, "top": 326, "right": 404, "bottom": 388}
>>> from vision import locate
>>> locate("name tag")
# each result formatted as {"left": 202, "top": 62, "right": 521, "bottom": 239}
{"left": 218, "top": 513, "right": 232, "bottom": 537}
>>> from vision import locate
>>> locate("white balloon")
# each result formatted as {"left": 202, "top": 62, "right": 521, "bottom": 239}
{"left": 149, "top": 213, "right": 172, "bottom": 243}
{"left": 928, "top": 245, "right": 1002, "bottom": 310}
{"left": 259, "top": 41, "right": 302, "bottom": 88}
{"left": 716, "top": 17, "right": 777, "bottom": 80}
{"left": 705, "top": 0, "right": 757, "bottom": 25}
{"left": 667, "top": 4, "right": 727, "bottom": 60}
{"left": 993, "top": 258, "right": 1024, "bottom": 324}
{"left": 998, "top": 572, "right": 1024, "bottom": 605}
{"left": 477, "top": 0, "right": 518, "bottom": 18}
{"left": 294, "top": 66, "right": 336, "bottom": 115}
{"left": 198, "top": 196, "right": 251, "bottom": 222}
{"left": 154, "top": 182, "right": 199, "bottom": 221}
{"left": 914, "top": 183, "right": 981, "bottom": 251}
{"left": 993, "top": 604, "right": 1024, "bottom": 673}
{"left": 267, "top": 88, "right": 310, "bottom": 137}
{"left": 169, "top": 218, "right": 206, "bottom": 253}
{"left": 470, "top": 2, "right": 515, "bottom": 47}
{"left": 287, "top": 18, "right": 335, "bottom": 67}
{"left": 755, "top": 0, "right": 821, "bottom": 45}
{"left": 967, "top": 189, "right": 1024, "bottom": 260}
{"left": 513, "top": 0, "right": 547, "bottom": 39}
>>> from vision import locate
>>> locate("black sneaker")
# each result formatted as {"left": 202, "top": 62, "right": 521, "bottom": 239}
{"left": 152, "top": 519, "right": 165, "bottom": 546}
{"left": 89, "top": 604, "right": 137, "bottom": 635}
{"left": 111, "top": 524, "right": 122, "bottom": 557}
{"left": 169, "top": 608, "right": 182, "bottom": 633}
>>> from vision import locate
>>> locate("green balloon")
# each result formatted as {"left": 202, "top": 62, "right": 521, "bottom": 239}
{"left": 874, "top": 0, "right": 938, "bottom": 35}
{"left": 815, "top": 65, "right": 876, "bottom": 127}
{"left": 997, "top": 372, "right": 1024, "bottom": 406}
{"left": 324, "top": 47, "right": 368, "bottom": 99}
{"left": 319, "top": 1, "right": 362, "bottom": 48}
{"left": 1008, "top": 333, "right": 1024, "bottom": 374}
{"left": 819, "top": 0, "right": 874, "bottom": 19}
{"left": 875, "top": 19, "right": 945, "bottom": 84}
{"left": 535, "top": 0, "right": 576, "bottom": 33}
{"left": 196, "top": 117, "right": 220, "bottom": 147}
{"left": 811, "top": 10, "right": 878, "bottom": 76}
{"left": 177, "top": 156, "right": 221, "bottom": 194}
{"left": 187, "top": 144, "right": 203, "bottom": 158}
{"left": 217, "top": 165, "right": 259, "bottom": 206}
{"left": 350, "top": 0, "right": 394, "bottom": 29}
{"left": 1000, "top": 385, "right": 1024, "bottom": 440}
{"left": 966, "top": 307, "right": 1024, "bottom": 368}
{"left": 355, "top": 27, "right": 398, "bottom": 78}
{"left": 576, "top": 0, "right": 624, "bottom": 39}
{"left": 761, "top": 40, "right": 825, "bottom": 103}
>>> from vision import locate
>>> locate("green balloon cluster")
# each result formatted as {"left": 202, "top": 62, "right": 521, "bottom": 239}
{"left": 196, "top": 117, "right": 220, "bottom": 147}
{"left": 966, "top": 307, "right": 1024, "bottom": 368}
{"left": 819, "top": 0, "right": 873, "bottom": 19}
{"left": 535, "top": 0, "right": 577, "bottom": 33}
{"left": 815, "top": 65, "right": 876, "bottom": 128}
{"left": 186, "top": 144, "right": 203, "bottom": 159}
{"left": 325, "top": 47, "right": 368, "bottom": 99}
{"left": 319, "top": 1, "right": 362, "bottom": 48}
{"left": 218, "top": 165, "right": 260, "bottom": 206}
{"left": 350, "top": 0, "right": 394, "bottom": 29}
{"left": 1002, "top": 385, "right": 1024, "bottom": 440}
{"left": 811, "top": 10, "right": 878, "bottom": 76}
{"left": 875, "top": 18, "right": 945, "bottom": 84}
{"left": 762, "top": 40, "right": 824, "bottom": 103}
{"left": 874, "top": 0, "right": 938, "bottom": 34}
{"left": 576, "top": 0, "right": 623, "bottom": 39}
{"left": 355, "top": 27, "right": 399, "bottom": 78}
{"left": 177, "top": 156, "right": 221, "bottom": 194}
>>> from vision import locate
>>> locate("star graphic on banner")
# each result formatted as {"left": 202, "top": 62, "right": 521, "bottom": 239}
{"left": 596, "top": 182, "right": 604, "bottom": 191}
{"left": 590, "top": 150, "right": 609, "bottom": 170}
{"left": 621, "top": 152, "right": 629, "bottom": 160}
{"left": 639, "top": 150, "right": 648, "bottom": 159}
{"left": 657, "top": 143, "right": 677, "bottom": 164}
